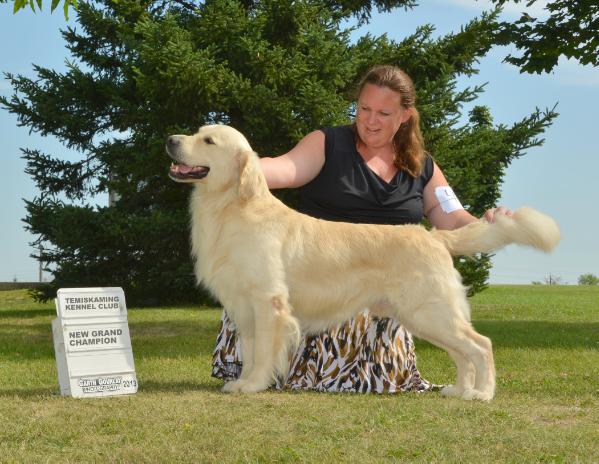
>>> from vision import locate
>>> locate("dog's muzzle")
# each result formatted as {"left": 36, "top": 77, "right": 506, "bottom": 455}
{"left": 168, "top": 163, "right": 210, "bottom": 181}
{"left": 166, "top": 136, "right": 210, "bottom": 181}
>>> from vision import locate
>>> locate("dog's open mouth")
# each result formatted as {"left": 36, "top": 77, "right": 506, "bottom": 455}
{"left": 169, "top": 162, "right": 210, "bottom": 181}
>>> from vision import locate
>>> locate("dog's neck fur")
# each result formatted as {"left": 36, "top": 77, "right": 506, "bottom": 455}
{"left": 188, "top": 150, "right": 275, "bottom": 285}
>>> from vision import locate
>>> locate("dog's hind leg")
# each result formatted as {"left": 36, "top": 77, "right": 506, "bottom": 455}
{"left": 441, "top": 349, "right": 475, "bottom": 398}
{"left": 463, "top": 329, "right": 495, "bottom": 400}
{"left": 398, "top": 298, "right": 495, "bottom": 401}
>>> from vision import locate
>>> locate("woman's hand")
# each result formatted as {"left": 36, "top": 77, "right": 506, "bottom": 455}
{"left": 484, "top": 206, "right": 513, "bottom": 223}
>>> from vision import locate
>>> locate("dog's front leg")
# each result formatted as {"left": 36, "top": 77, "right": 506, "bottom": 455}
{"left": 222, "top": 294, "right": 299, "bottom": 394}
{"left": 232, "top": 304, "right": 279, "bottom": 393}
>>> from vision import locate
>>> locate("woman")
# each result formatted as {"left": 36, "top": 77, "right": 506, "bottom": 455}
{"left": 212, "top": 65, "right": 510, "bottom": 393}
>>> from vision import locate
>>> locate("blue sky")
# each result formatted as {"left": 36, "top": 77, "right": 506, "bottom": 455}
{"left": 1, "top": 0, "right": 598, "bottom": 284}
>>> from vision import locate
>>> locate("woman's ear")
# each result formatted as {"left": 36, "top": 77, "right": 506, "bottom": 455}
{"left": 401, "top": 107, "right": 414, "bottom": 125}
{"left": 238, "top": 150, "right": 264, "bottom": 200}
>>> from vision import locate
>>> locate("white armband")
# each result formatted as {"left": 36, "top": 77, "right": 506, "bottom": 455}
{"left": 434, "top": 186, "right": 464, "bottom": 214}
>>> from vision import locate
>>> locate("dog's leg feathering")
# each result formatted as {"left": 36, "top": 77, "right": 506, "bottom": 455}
{"left": 222, "top": 294, "right": 300, "bottom": 394}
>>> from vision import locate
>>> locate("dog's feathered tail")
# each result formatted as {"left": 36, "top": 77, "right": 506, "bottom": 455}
{"left": 430, "top": 207, "right": 560, "bottom": 256}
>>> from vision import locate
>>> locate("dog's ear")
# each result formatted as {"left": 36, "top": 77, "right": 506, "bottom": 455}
{"left": 238, "top": 150, "right": 265, "bottom": 200}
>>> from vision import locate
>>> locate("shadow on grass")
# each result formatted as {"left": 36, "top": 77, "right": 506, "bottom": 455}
{"left": 0, "top": 387, "right": 61, "bottom": 399}
{"left": 2, "top": 319, "right": 596, "bottom": 363}
{"left": 0, "top": 319, "right": 220, "bottom": 360}
{"left": 472, "top": 320, "right": 599, "bottom": 349}
{"left": 130, "top": 320, "right": 220, "bottom": 359}
{"left": 0, "top": 308, "right": 55, "bottom": 319}
{"left": 138, "top": 379, "right": 221, "bottom": 394}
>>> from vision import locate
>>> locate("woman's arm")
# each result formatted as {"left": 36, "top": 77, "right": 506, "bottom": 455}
{"left": 259, "top": 130, "right": 326, "bottom": 189}
{"left": 424, "top": 161, "right": 512, "bottom": 230}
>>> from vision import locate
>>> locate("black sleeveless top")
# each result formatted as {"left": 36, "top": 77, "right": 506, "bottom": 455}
{"left": 299, "top": 125, "right": 434, "bottom": 225}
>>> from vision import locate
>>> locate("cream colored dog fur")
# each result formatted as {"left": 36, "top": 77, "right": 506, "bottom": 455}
{"left": 166, "top": 124, "right": 560, "bottom": 401}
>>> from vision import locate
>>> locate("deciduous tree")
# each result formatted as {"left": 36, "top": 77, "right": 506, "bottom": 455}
{"left": 578, "top": 273, "right": 599, "bottom": 286}
{"left": 494, "top": 0, "right": 599, "bottom": 73}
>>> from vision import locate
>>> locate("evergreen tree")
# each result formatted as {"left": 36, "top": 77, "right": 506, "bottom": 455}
{"left": 1, "top": 0, "right": 556, "bottom": 304}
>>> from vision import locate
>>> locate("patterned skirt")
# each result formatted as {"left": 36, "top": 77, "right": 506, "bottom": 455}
{"left": 211, "top": 310, "right": 438, "bottom": 393}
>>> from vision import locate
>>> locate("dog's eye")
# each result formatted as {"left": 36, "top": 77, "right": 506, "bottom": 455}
{"left": 204, "top": 136, "right": 215, "bottom": 145}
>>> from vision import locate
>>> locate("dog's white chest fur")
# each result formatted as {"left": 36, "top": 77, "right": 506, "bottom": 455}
{"left": 189, "top": 190, "right": 235, "bottom": 290}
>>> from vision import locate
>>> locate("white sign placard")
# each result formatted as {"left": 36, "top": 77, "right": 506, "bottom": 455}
{"left": 55, "top": 287, "right": 125, "bottom": 319}
{"left": 52, "top": 287, "right": 138, "bottom": 398}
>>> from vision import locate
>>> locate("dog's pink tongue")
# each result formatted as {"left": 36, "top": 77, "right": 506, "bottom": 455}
{"left": 178, "top": 165, "right": 193, "bottom": 174}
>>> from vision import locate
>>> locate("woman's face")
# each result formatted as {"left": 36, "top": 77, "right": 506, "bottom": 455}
{"left": 355, "top": 83, "right": 412, "bottom": 150}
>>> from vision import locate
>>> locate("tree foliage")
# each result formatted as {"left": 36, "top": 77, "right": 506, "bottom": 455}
{"left": 6, "top": 0, "right": 598, "bottom": 75}
{"left": 578, "top": 273, "right": 599, "bottom": 286}
{"left": 1, "top": 0, "right": 557, "bottom": 304}
{"left": 2, "top": 0, "right": 78, "bottom": 18}
{"left": 493, "top": 0, "right": 599, "bottom": 73}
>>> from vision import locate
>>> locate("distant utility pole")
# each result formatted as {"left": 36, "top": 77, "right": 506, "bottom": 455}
{"left": 544, "top": 274, "right": 563, "bottom": 286}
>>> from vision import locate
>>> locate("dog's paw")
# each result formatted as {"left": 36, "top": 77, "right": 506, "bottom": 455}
{"left": 237, "top": 380, "right": 269, "bottom": 393}
{"left": 461, "top": 388, "right": 494, "bottom": 401}
{"left": 440, "top": 385, "right": 463, "bottom": 398}
{"left": 221, "top": 379, "right": 269, "bottom": 394}
{"left": 221, "top": 380, "right": 244, "bottom": 393}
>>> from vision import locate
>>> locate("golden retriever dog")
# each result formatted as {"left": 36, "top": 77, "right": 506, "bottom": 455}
{"left": 166, "top": 124, "right": 560, "bottom": 401}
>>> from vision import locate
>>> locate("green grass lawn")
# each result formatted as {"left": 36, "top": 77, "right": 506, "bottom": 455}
{"left": 1, "top": 286, "right": 598, "bottom": 463}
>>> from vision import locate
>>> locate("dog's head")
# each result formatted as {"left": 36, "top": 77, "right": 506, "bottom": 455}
{"left": 166, "top": 124, "right": 257, "bottom": 194}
